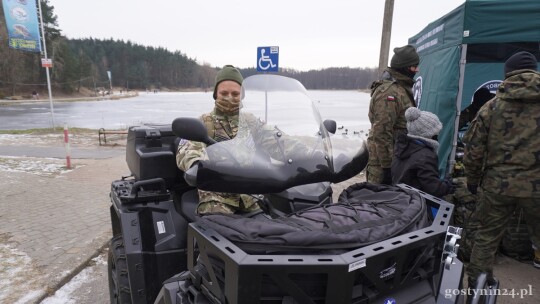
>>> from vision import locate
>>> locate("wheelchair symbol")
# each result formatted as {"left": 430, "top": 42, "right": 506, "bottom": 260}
{"left": 258, "top": 48, "right": 277, "bottom": 70}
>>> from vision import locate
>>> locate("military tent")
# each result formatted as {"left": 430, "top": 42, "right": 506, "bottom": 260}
{"left": 408, "top": 0, "right": 540, "bottom": 176}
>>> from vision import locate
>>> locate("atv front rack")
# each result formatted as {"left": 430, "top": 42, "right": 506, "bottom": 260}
{"left": 168, "top": 185, "right": 462, "bottom": 304}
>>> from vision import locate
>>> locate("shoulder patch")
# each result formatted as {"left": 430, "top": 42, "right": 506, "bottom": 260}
{"left": 387, "top": 95, "right": 396, "bottom": 101}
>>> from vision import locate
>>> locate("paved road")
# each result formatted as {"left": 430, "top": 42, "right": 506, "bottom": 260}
{"left": 0, "top": 145, "right": 128, "bottom": 304}
{"left": 0, "top": 145, "right": 124, "bottom": 159}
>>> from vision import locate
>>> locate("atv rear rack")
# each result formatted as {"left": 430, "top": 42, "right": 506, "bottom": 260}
{"left": 179, "top": 184, "right": 460, "bottom": 304}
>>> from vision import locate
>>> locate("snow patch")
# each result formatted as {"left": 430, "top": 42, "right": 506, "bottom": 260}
{"left": 0, "top": 244, "right": 45, "bottom": 304}
{"left": 40, "top": 252, "right": 107, "bottom": 304}
{"left": 0, "top": 156, "right": 68, "bottom": 176}
{"left": 40, "top": 268, "right": 93, "bottom": 304}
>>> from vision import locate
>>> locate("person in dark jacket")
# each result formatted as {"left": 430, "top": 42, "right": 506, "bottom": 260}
{"left": 458, "top": 87, "right": 495, "bottom": 130}
{"left": 391, "top": 107, "right": 453, "bottom": 197}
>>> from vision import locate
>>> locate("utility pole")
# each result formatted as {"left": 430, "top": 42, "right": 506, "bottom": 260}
{"left": 37, "top": 0, "right": 55, "bottom": 129}
{"left": 378, "top": 0, "right": 395, "bottom": 78}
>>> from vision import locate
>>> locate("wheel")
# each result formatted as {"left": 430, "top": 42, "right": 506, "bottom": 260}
{"left": 108, "top": 235, "right": 132, "bottom": 304}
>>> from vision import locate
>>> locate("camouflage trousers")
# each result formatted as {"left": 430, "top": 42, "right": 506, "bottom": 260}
{"left": 467, "top": 191, "right": 540, "bottom": 283}
{"left": 366, "top": 164, "right": 384, "bottom": 184}
{"left": 445, "top": 177, "right": 480, "bottom": 262}
{"left": 197, "top": 189, "right": 261, "bottom": 215}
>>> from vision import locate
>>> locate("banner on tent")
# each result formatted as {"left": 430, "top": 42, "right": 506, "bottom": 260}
{"left": 2, "top": 0, "right": 42, "bottom": 52}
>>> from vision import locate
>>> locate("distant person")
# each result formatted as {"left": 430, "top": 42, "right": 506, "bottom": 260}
{"left": 367, "top": 45, "right": 419, "bottom": 184}
{"left": 32, "top": 90, "right": 39, "bottom": 100}
{"left": 391, "top": 107, "right": 454, "bottom": 197}
{"left": 458, "top": 87, "right": 494, "bottom": 130}
{"left": 463, "top": 51, "right": 540, "bottom": 289}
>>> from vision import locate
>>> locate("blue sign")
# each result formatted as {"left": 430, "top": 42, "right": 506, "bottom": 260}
{"left": 257, "top": 46, "right": 279, "bottom": 72}
{"left": 383, "top": 298, "right": 396, "bottom": 304}
{"left": 2, "top": 0, "right": 42, "bottom": 52}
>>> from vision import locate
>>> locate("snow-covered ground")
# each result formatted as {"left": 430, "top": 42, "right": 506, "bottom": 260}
{"left": 40, "top": 254, "right": 107, "bottom": 304}
{"left": 0, "top": 242, "right": 107, "bottom": 304}
{"left": 0, "top": 131, "right": 121, "bottom": 175}
{"left": 0, "top": 156, "right": 70, "bottom": 176}
{"left": 0, "top": 242, "right": 47, "bottom": 304}
{"left": 0, "top": 133, "right": 97, "bottom": 147}
{"left": 0, "top": 132, "right": 102, "bottom": 303}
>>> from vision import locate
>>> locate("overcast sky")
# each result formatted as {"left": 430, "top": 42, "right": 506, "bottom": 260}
{"left": 50, "top": 0, "right": 464, "bottom": 71}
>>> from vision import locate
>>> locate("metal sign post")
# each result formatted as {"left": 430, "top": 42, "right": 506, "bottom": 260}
{"left": 256, "top": 46, "right": 279, "bottom": 122}
{"left": 107, "top": 71, "right": 113, "bottom": 93}
{"left": 37, "top": 0, "right": 55, "bottom": 129}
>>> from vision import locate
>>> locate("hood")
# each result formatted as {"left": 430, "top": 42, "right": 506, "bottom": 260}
{"left": 370, "top": 68, "right": 415, "bottom": 98}
{"left": 394, "top": 134, "right": 422, "bottom": 160}
{"left": 394, "top": 134, "right": 437, "bottom": 160}
{"left": 497, "top": 71, "right": 540, "bottom": 103}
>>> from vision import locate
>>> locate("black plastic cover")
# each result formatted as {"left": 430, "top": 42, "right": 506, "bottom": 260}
{"left": 126, "top": 124, "right": 181, "bottom": 187}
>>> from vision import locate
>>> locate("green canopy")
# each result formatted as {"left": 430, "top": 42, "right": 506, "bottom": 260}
{"left": 408, "top": 0, "right": 540, "bottom": 176}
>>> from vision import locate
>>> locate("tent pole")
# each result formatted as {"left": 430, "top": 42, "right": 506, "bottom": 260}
{"left": 448, "top": 44, "right": 468, "bottom": 176}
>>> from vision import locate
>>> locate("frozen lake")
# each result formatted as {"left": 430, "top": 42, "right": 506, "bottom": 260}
{"left": 0, "top": 90, "right": 371, "bottom": 133}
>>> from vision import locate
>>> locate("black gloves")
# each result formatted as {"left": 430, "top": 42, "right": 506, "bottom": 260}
{"left": 444, "top": 178, "right": 456, "bottom": 194}
{"left": 467, "top": 183, "right": 478, "bottom": 194}
{"left": 382, "top": 168, "right": 392, "bottom": 185}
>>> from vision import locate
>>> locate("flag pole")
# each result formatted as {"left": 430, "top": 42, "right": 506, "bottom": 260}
{"left": 37, "top": 0, "right": 55, "bottom": 129}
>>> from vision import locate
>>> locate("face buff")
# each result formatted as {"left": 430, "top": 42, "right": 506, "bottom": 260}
{"left": 215, "top": 96, "right": 241, "bottom": 114}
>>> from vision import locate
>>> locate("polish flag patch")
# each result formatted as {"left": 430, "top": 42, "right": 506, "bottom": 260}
{"left": 387, "top": 95, "right": 396, "bottom": 101}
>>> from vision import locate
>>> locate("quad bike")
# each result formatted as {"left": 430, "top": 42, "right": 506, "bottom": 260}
{"left": 107, "top": 74, "right": 493, "bottom": 304}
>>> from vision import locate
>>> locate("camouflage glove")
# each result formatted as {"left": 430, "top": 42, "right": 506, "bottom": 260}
{"left": 382, "top": 168, "right": 392, "bottom": 185}
{"left": 467, "top": 183, "right": 478, "bottom": 194}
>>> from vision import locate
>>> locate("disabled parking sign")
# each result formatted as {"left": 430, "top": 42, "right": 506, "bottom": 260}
{"left": 257, "top": 46, "right": 279, "bottom": 72}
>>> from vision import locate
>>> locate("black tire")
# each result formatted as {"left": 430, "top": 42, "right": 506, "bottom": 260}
{"left": 108, "top": 235, "right": 132, "bottom": 304}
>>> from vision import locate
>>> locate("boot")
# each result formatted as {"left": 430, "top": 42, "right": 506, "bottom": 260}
{"left": 534, "top": 249, "right": 540, "bottom": 269}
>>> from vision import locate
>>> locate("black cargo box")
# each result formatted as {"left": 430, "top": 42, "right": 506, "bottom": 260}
{"left": 126, "top": 124, "right": 180, "bottom": 187}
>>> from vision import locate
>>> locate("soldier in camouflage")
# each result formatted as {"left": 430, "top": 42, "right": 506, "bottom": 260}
{"left": 444, "top": 176, "right": 480, "bottom": 262}
{"left": 176, "top": 65, "right": 261, "bottom": 215}
{"left": 463, "top": 51, "right": 540, "bottom": 287}
{"left": 367, "top": 45, "right": 419, "bottom": 184}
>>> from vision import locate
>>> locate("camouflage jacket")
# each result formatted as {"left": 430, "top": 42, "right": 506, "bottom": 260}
{"left": 176, "top": 108, "right": 306, "bottom": 171}
{"left": 367, "top": 68, "right": 416, "bottom": 168}
{"left": 176, "top": 108, "right": 255, "bottom": 209}
{"left": 463, "top": 70, "right": 540, "bottom": 197}
{"left": 176, "top": 108, "right": 238, "bottom": 171}
{"left": 176, "top": 107, "right": 311, "bottom": 209}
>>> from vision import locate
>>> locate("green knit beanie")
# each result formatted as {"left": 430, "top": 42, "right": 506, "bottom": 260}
{"left": 213, "top": 65, "right": 243, "bottom": 99}
{"left": 390, "top": 45, "right": 420, "bottom": 68}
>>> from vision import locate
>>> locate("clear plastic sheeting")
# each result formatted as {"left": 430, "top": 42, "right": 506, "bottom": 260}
{"left": 197, "top": 74, "right": 368, "bottom": 194}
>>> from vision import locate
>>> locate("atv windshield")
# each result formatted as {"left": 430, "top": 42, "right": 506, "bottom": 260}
{"left": 196, "top": 74, "right": 368, "bottom": 194}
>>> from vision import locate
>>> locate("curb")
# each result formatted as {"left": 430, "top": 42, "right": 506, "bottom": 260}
{"left": 33, "top": 238, "right": 110, "bottom": 304}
